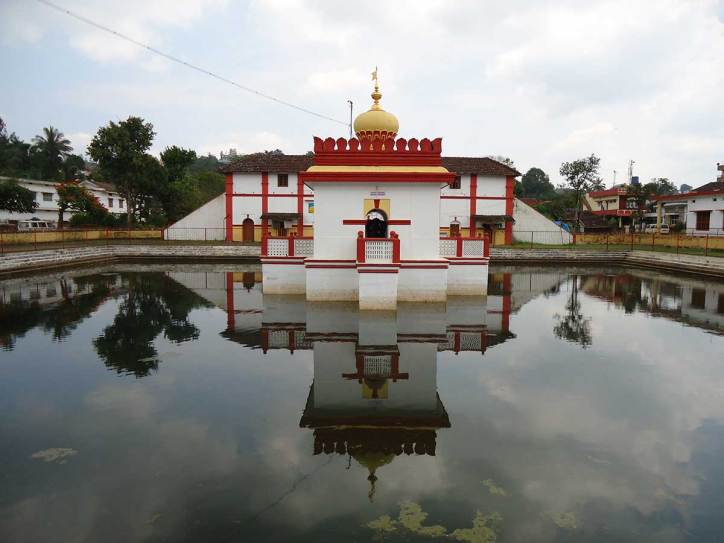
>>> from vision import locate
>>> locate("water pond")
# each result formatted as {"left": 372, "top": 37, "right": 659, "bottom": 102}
{"left": 1, "top": 264, "right": 723, "bottom": 542}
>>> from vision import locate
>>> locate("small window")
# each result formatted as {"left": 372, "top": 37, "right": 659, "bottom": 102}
{"left": 31, "top": 192, "right": 38, "bottom": 201}
{"left": 695, "top": 211, "right": 711, "bottom": 231}
{"left": 450, "top": 176, "right": 461, "bottom": 189}
{"left": 691, "top": 288, "right": 706, "bottom": 309}
{"left": 108, "top": 198, "right": 114, "bottom": 208}
{"left": 119, "top": 199, "right": 125, "bottom": 208}
{"left": 42, "top": 192, "right": 53, "bottom": 202}
{"left": 277, "top": 174, "right": 288, "bottom": 187}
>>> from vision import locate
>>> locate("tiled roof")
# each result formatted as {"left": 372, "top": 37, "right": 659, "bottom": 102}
{"left": 221, "top": 154, "right": 313, "bottom": 173}
{"left": 692, "top": 181, "right": 724, "bottom": 193}
{"left": 222, "top": 154, "right": 520, "bottom": 176}
{"left": 441, "top": 157, "right": 520, "bottom": 176}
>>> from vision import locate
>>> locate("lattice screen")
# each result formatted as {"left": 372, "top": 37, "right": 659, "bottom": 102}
{"left": 440, "top": 239, "right": 457, "bottom": 256}
{"left": 462, "top": 239, "right": 484, "bottom": 256}
{"left": 365, "top": 240, "right": 393, "bottom": 262}
{"left": 267, "top": 239, "right": 288, "bottom": 256}
{"left": 294, "top": 238, "right": 314, "bottom": 256}
{"left": 363, "top": 355, "right": 392, "bottom": 378}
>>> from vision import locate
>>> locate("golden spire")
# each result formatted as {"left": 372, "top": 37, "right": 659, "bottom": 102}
{"left": 353, "top": 66, "right": 399, "bottom": 139}
{"left": 370, "top": 66, "right": 382, "bottom": 110}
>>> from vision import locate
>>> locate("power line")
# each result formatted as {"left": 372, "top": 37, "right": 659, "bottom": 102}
{"left": 35, "top": 0, "right": 349, "bottom": 127}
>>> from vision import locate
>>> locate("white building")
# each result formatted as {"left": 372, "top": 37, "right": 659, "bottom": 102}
{"left": 0, "top": 177, "right": 125, "bottom": 225}
{"left": 652, "top": 164, "right": 724, "bottom": 235}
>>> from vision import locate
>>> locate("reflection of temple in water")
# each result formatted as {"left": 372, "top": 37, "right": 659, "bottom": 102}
{"left": 165, "top": 266, "right": 569, "bottom": 498}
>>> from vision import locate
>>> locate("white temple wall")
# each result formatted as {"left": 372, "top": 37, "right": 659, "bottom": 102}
{"left": 397, "top": 268, "right": 448, "bottom": 302}
{"left": 306, "top": 267, "right": 358, "bottom": 301}
{"left": 262, "top": 262, "right": 306, "bottom": 294}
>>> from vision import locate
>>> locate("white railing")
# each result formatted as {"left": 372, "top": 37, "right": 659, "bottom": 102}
{"left": 462, "top": 239, "right": 485, "bottom": 257}
{"left": 266, "top": 238, "right": 289, "bottom": 256}
{"left": 294, "top": 238, "right": 314, "bottom": 256}
{"left": 439, "top": 236, "right": 490, "bottom": 258}
{"left": 440, "top": 239, "right": 457, "bottom": 257}
{"left": 363, "top": 355, "right": 392, "bottom": 378}
{"left": 364, "top": 239, "right": 394, "bottom": 263}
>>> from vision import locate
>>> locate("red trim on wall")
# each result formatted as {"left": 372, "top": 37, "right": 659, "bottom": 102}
{"left": 342, "top": 219, "right": 412, "bottom": 225}
{"left": 357, "top": 269, "right": 399, "bottom": 274}
{"left": 469, "top": 174, "right": 478, "bottom": 237}
{"left": 442, "top": 195, "right": 507, "bottom": 200}
{"left": 225, "top": 272, "right": 235, "bottom": 329}
{"left": 225, "top": 174, "right": 233, "bottom": 241}
{"left": 231, "top": 193, "right": 314, "bottom": 198}
{"left": 305, "top": 264, "right": 357, "bottom": 269}
{"left": 505, "top": 175, "right": 514, "bottom": 244}
{"left": 400, "top": 265, "right": 448, "bottom": 269}
{"left": 297, "top": 175, "right": 304, "bottom": 236}
{"left": 502, "top": 273, "right": 512, "bottom": 333}
{"left": 299, "top": 171, "right": 456, "bottom": 184}
{"left": 261, "top": 172, "right": 269, "bottom": 252}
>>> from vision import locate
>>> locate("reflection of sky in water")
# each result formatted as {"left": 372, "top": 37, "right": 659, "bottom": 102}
{"left": 0, "top": 266, "right": 722, "bottom": 542}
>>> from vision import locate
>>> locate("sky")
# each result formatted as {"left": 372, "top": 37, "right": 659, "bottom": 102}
{"left": 1, "top": 0, "right": 724, "bottom": 188}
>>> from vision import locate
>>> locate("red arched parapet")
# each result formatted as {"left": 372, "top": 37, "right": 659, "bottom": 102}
{"left": 336, "top": 137, "right": 348, "bottom": 151}
{"left": 383, "top": 137, "right": 394, "bottom": 152}
{"left": 431, "top": 138, "right": 442, "bottom": 154}
{"left": 348, "top": 138, "right": 360, "bottom": 151}
{"left": 313, "top": 136, "right": 324, "bottom": 153}
{"left": 420, "top": 138, "right": 432, "bottom": 153}
{"left": 371, "top": 138, "right": 384, "bottom": 152}
{"left": 323, "top": 137, "right": 336, "bottom": 152}
{"left": 395, "top": 138, "right": 407, "bottom": 152}
{"left": 408, "top": 138, "right": 419, "bottom": 152}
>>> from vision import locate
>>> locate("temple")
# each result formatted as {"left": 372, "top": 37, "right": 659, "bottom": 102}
{"left": 261, "top": 77, "right": 492, "bottom": 309}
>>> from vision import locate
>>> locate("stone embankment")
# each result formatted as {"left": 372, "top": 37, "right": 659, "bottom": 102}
{"left": 0, "top": 244, "right": 260, "bottom": 276}
{"left": 490, "top": 248, "right": 724, "bottom": 279}
{"left": 1, "top": 245, "right": 723, "bottom": 280}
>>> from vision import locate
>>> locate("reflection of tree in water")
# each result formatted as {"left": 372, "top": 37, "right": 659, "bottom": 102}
{"left": 554, "top": 276, "right": 592, "bottom": 348}
{"left": 0, "top": 275, "right": 115, "bottom": 350}
{"left": 94, "top": 274, "right": 212, "bottom": 377}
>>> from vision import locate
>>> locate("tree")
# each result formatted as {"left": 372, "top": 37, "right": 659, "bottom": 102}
{"left": 519, "top": 167, "right": 555, "bottom": 198}
{"left": 0, "top": 118, "right": 36, "bottom": 179}
{"left": 553, "top": 276, "right": 592, "bottom": 348}
{"left": 88, "top": 117, "right": 155, "bottom": 227}
{"left": 559, "top": 154, "right": 602, "bottom": 231}
{"left": 642, "top": 178, "right": 677, "bottom": 196}
{"left": 62, "top": 154, "right": 86, "bottom": 181}
{"left": 56, "top": 181, "right": 108, "bottom": 226}
{"left": 188, "top": 153, "right": 220, "bottom": 174}
{"left": 0, "top": 179, "right": 37, "bottom": 214}
{"left": 32, "top": 126, "right": 72, "bottom": 180}
{"left": 161, "top": 146, "right": 197, "bottom": 183}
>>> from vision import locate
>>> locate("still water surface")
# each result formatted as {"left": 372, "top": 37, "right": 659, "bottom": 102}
{"left": 1, "top": 265, "right": 723, "bottom": 542}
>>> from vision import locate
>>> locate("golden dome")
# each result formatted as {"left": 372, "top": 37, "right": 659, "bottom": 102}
{"left": 354, "top": 71, "right": 399, "bottom": 139}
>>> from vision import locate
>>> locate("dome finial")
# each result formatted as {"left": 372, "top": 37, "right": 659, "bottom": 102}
{"left": 371, "top": 66, "right": 382, "bottom": 110}
{"left": 353, "top": 67, "right": 399, "bottom": 140}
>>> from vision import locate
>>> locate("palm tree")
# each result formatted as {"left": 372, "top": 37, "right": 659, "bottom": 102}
{"left": 32, "top": 126, "right": 72, "bottom": 180}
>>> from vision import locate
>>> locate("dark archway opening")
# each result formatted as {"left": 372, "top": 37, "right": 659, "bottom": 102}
{"left": 365, "top": 209, "right": 388, "bottom": 238}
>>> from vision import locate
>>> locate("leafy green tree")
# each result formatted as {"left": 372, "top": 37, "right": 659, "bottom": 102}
{"left": 642, "top": 178, "right": 677, "bottom": 196}
{"left": 0, "top": 118, "right": 37, "bottom": 178}
{"left": 487, "top": 155, "right": 515, "bottom": 168}
{"left": 188, "top": 153, "right": 220, "bottom": 174}
{"left": 0, "top": 178, "right": 37, "bottom": 213}
{"left": 32, "top": 126, "right": 72, "bottom": 180}
{"left": 161, "top": 146, "right": 197, "bottom": 183}
{"left": 62, "top": 154, "right": 86, "bottom": 181}
{"left": 559, "top": 154, "right": 603, "bottom": 231}
{"left": 88, "top": 117, "right": 155, "bottom": 227}
{"left": 519, "top": 167, "right": 555, "bottom": 198}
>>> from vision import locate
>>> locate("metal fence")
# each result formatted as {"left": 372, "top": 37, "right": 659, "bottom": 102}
{"left": 511, "top": 229, "right": 724, "bottom": 256}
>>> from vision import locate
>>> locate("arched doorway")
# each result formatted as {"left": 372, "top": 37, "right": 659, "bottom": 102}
{"left": 242, "top": 217, "right": 255, "bottom": 242}
{"left": 365, "top": 209, "right": 388, "bottom": 238}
